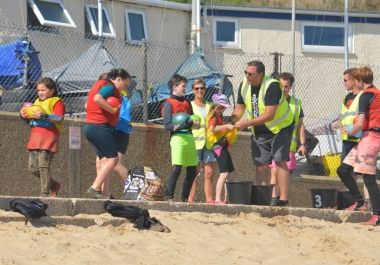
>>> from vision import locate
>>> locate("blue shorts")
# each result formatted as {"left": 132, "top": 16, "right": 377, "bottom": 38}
{"left": 112, "top": 131, "right": 130, "bottom": 154}
{"left": 197, "top": 146, "right": 216, "bottom": 163}
{"left": 84, "top": 123, "right": 118, "bottom": 159}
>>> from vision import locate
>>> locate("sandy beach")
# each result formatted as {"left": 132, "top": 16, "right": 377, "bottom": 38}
{"left": 0, "top": 210, "right": 379, "bottom": 265}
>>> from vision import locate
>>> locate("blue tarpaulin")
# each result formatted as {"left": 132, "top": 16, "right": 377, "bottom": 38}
{"left": 0, "top": 38, "right": 42, "bottom": 90}
{"left": 146, "top": 47, "right": 234, "bottom": 104}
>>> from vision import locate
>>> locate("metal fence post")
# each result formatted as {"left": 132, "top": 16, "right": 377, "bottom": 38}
{"left": 142, "top": 39, "right": 148, "bottom": 123}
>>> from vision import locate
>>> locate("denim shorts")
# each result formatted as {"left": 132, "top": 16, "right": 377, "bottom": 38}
{"left": 197, "top": 146, "right": 216, "bottom": 163}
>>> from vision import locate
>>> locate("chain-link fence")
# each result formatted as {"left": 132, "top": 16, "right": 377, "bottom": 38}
{"left": 0, "top": 22, "right": 379, "bottom": 178}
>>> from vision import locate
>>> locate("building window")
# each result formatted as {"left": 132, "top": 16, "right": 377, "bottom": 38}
{"left": 213, "top": 17, "right": 240, "bottom": 48}
{"left": 27, "top": 0, "right": 76, "bottom": 28}
{"left": 125, "top": 8, "right": 148, "bottom": 43}
{"left": 85, "top": 3, "right": 116, "bottom": 38}
{"left": 301, "top": 21, "right": 353, "bottom": 53}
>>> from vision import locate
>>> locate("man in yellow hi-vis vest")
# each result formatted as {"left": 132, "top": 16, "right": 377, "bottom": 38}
{"left": 268, "top": 72, "right": 307, "bottom": 206}
{"left": 231, "top": 61, "right": 294, "bottom": 206}
{"left": 332, "top": 68, "right": 370, "bottom": 211}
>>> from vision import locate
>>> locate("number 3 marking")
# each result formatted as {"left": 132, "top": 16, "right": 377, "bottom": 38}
{"left": 315, "top": 195, "right": 322, "bottom": 207}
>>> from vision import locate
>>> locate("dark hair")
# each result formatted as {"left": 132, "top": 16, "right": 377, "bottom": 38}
{"left": 108, "top": 68, "right": 131, "bottom": 81}
{"left": 247, "top": 60, "right": 265, "bottom": 75}
{"left": 98, "top": 72, "right": 108, "bottom": 80}
{"left": 278, "top": 72, "right": 295, "bottom": 85}
{"left": 169, "top": 74, "right": 187, "bottom": 89}
{"left": 343, "top": 68, "right": 357, "bottom": 77}
{"left": 36, "top": 77, "right": 58, "bottom": 96}
{"left": 352, "top": 67, "right": 373, "bottom": 84}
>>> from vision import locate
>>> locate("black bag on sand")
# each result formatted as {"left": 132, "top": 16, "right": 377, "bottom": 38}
{"left": 9, "top": 199, "right": 48, "bottom": 225}
{"left": 104, "top": 201, "right": 170, "bottom": 233}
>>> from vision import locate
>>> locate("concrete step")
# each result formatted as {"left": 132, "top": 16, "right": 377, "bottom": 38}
{"left": 0, "top": 196, "right": 372, "bottom": 227}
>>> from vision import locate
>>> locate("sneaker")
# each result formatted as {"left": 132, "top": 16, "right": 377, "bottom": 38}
{"left": 51, "top": 182, "right": 61, "bottom": 198}
{"left": 346, "top": 201, "right": 368, "bottom": 211}
{"left": 214, "top": 201, "right": 226, "bottom": 205}
{"left": 360, "top": 215, "right": 380, "bottom": 226}
{"left": 87, "top": 187, "right": 107, "bottom": 199}
{"left": 274, "top": 200, "right": 289, "bottom": 207}
{"left": 271, "top": 197, "right": 279, "bottom": 206}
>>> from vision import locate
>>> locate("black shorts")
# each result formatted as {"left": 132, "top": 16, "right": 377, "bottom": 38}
{"left": 84, "top": 123, "right": 118, "bottom": 159}
{"left": 211, "top": 138, "right": 235, "bottom": 173}
{"left": 112, "top": 131, "right": 130, "bottom": 154}
{"left": 251, "top": 125, "right": 293, "bottom": 166}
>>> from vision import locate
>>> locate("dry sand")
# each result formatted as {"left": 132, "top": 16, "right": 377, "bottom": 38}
{"left": 0, "top": 210, "right": 379, "bottom": 265}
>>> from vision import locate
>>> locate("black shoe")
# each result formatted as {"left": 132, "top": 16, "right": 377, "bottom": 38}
{"left": 275, "top": 200, "right": 289, "bottom": 207}
{"left": 271, "top": 197, "right": 279, "bottom": 206}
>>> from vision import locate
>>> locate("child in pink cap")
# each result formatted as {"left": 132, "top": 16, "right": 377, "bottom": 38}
{"left": 206, "top": 93, "right": 237, "bottom": 204}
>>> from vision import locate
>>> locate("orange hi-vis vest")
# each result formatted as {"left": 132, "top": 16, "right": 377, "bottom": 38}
{"left": 363, "top": 87, "right": 380, "bottom": 131}
{"left": 86, "top": 79, "right": 121, "bottom": 127}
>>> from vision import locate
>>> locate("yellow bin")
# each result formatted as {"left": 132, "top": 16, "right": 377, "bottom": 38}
{"left": 322, "top": 152, "right": 341, "bottom": 177}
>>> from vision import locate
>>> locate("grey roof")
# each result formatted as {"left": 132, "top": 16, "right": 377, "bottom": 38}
{"left": 45, "top": 43, "right": 121, "bottom": 95}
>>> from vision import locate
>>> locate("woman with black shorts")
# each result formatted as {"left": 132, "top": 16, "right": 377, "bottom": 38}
{"left": 85, "top": 68, "right": 131, "bottom": 199}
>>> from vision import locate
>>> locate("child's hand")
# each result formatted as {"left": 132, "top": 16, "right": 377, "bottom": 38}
{"left": 31, "top": 110, "right": 42, "bottom": 119}
{"left": 109, "top": 105, "right": 121, "bottom": 114}
{"left": 20, "top": 108, "right": 29, "bottom": 119}
{"left": 192, "top": 121, "right": 201, "bottom": 129}
{"left": 226, "top": 124, "right": 234, "bottom": 130}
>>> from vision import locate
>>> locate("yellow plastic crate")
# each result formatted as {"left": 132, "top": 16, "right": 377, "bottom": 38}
{"left": 322, "top": 152, "right": 341, "bottom": 177}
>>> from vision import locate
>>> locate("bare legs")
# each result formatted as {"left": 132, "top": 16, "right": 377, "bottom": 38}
{"left": 99, "top": 152, "right": 128, "bottom": 197}
{"left": 188, "top": 162, "right": 215, "bottom": 202}
{"left": 215, "top": 171, "right": 235, "bottom": 202}
{"left": 258, "top": 162, "right": 289, "bottom": 201}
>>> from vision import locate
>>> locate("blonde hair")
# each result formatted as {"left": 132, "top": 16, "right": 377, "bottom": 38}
{"left": 205, "top": 104, "right": 223, "bottom": 136}
{"left": 192, "top": 78, "right": 205, "bottom": 90}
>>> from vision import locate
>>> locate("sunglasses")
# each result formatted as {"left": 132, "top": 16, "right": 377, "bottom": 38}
{"left": 244, "top": 71, "right": 255, "bottom": 77}
{"left": 194, "top": 87, "right": 205, "bottom": 91}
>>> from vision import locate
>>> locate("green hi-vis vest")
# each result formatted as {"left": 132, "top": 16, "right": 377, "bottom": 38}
{"left": 241, "top": 75, "right": 293, "bottom": 135}
{"left": 191, "top": 101, "right": 211, "bottom": 150}
{"left": 289, "top": 96, "right": 302, "bottom": 152}
{"left": 34, "top": 97, "right": 64, "bottom": 132}
{"left": 341, "top": 91, "right": 362, "bottom": 142}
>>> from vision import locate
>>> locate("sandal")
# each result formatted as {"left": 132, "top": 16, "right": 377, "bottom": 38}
{"left": 51, "top": 182, "right": 61, "bottom": 198}
{"left": 214, "top": 201, "right": 226, "bottom": 205}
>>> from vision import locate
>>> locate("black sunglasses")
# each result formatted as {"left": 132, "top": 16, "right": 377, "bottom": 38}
{"left": 244, "top": 71, "right": 255, "bottom": 77}
{"left": 194, "top": 87, "right": 205, "bottom": 91}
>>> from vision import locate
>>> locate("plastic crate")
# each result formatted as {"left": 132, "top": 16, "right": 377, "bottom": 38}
{"left": 322, "top": 152, "right": 341, "bottom": 177}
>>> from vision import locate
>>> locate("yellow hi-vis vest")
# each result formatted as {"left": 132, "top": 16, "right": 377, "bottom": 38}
{"left": 33, "top": 97, "right": 64, "bottom": 132}
{"left": 289, "top": 96, "right": 302, "bottom": 152}
{"left": 241, "top": 75, "right": 293, "bottom": 134}
{"left": 191, "top": 101, "right": 211, "bottom": 150}
{"left": 341, "top": 91, "right": 362, "bottom": 142}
